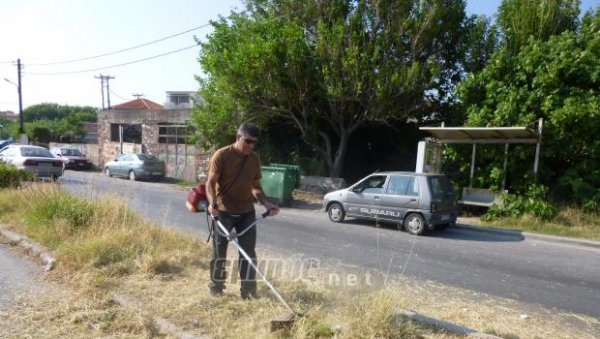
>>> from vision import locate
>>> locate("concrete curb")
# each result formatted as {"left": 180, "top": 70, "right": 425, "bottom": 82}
{"left": 0, "top": 228, "right": 56, "bottom": 271}
{"left": 454, "top": 222, "right": 600, "bottom": 250}
{"left": 396, "top": 308, "right": 502, "bottom": 338}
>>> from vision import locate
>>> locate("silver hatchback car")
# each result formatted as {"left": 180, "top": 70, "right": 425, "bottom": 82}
{"left": 323, "top": 171, "right": 458, "bottom": 235}
{"left": 0, "top": 144, "right": 64, "bottom": 181}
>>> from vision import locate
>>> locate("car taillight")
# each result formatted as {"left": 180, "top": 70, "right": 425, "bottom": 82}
{"left": 24, "top": 159, "right": 38, "bottom": 166}
{"left": 431, "top": 202, "right": 438, "bottom": 212}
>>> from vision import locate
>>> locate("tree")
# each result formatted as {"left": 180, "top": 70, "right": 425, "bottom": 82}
{"left": 456, "top": 8, "right": 600, "bottom": 206}
{"left": 194, "top": 0, "right": 468, "bottom": 177}
{"left": 22, "top": 103, "right": 98, "bottom": 142}
{"left": 497, "top": 0, "right": 579, "bottom": 56}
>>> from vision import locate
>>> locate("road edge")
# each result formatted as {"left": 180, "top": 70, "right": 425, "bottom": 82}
{"left": 454, "top": 221, "right": 600, "bottom": 250}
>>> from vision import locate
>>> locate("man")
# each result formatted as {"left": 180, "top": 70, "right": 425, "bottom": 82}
{"left": 206, "top": 122, "right": 279, "bottom": 299}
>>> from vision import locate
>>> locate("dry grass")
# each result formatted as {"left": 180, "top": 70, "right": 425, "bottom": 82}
{"left": 482, "top": 206, "right": 600, "bottom": 240}
{"left": 1, "top": 184, "right": 598, "bottom": 338}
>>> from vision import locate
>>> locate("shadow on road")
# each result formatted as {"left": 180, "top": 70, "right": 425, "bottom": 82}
{"left": 431, "top": 224, "right": 525, "bottom": 242}
{"left": 316, "top": 218, "right": 525, "bottom": 243}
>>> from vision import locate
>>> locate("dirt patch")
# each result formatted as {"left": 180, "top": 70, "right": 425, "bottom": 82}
{"left": 288, "top": 190, "right": 324, "bottom": 210}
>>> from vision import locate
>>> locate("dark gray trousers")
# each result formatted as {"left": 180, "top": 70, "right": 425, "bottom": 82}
{"left": 209, "top": 211, "right": 257, "bottom": 294}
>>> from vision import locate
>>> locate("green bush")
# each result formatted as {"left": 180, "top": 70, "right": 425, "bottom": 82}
{"left": 483, "top": 184, "right": 558, "bottom": 221}
{"left": 0, "top": 161, "right": 33, "bottom": 188}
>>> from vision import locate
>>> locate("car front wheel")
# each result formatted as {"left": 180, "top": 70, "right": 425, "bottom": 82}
{"left": 129, "top": 170, "right": 137, "bottom": 181}
{"left": 328, "top": 202, "right": 346, "bottom": 223}
{"left": 404, "top": 213, "right": 427, "bottom": 235}
{"left": 105, "top": 168, "right": 112, "bottom": 177}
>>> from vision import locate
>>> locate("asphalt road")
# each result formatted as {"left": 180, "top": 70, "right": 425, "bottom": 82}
{"left": 61, "top": 171, "right": 600, "bottom": 319}
{"left": 0, "top": 242, "right": 47, "bottom": 312}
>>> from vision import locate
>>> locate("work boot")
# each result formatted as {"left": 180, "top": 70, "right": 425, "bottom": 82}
{"left": 240, "top": 290, "right": 258, "bottom": 300}
{"left": 210, "top": 286, "right": 224, "bottom": 297}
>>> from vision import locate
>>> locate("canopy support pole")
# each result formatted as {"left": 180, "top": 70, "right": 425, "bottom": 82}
{"left": 502, "top": 143, "right": 509, "bottom": 190}
{"left": 470, "top": 144, "right": 476, "bottom": 188}
{"left": 533, "top": 118, "right": 543, "bottom": 181}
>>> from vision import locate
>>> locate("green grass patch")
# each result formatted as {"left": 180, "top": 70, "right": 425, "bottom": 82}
{"left": 3, "top": 183, "right": 209, "bottom": 277}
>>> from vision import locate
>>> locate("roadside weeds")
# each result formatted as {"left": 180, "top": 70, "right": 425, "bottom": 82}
{"left": 0, "top": 184, "right": 598, "bottom": 338}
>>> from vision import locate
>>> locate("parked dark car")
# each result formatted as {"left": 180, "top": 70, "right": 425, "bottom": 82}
{"left": 0, "top": 144, "right": 63, "bottom": 181}
{"left": 0, "top": 139, "right": 15, "bottom": 149}
{"left": 50, "top": 147, "right": 92, "bottom": 170}
{"left": 323, "top": 171, "right": 458, "bottom": 235}
{"left": 104, "top": 153, "right": 165, "bottom": 181}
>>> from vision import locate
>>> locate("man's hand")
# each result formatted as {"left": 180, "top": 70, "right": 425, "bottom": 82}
{"left": 208, "top": 205, "right": 220, "bottom": 218}
{"left": 262, "top": 200, "right": 279, "bottom": 216}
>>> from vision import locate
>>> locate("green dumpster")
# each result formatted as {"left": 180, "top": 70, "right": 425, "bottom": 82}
{"left": 260, "top": 166, "right": 296, "bottom": 205}
{"left": 269, "top": 163, "right": 301, "bottom": 189}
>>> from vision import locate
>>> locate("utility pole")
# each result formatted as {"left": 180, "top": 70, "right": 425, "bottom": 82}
{"left": 4, "top": 59, "right": 27, "bottom": 143}
{"left": 95, "top": 74, "right": 115, "bottom": 109}
{"left": 17, "top": 59, "right": 24, "bottom": 135}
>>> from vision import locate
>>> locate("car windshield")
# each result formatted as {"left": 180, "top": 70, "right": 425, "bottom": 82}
{"left": 429, "top": 176, "right": 454, "bottom": 198}
{"left": 20, "top": 147, "right": 52, "bottom": 158}
{"left": 61, "top": 148, "right": 82, "bottom": 156}
{"left": 137, "top": 154, "right": 159, "bottom": 161}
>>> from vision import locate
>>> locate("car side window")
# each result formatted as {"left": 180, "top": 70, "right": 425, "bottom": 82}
{"left": 406, "top": 176, "right": 419, "bottom": 196}
{"left": 385, "top": 175, "right": 418, "bottom": 196}
{"left": 355, "top": 175, "right": 386, "bottom": 194}
{"left": 386, "top": 175, "right": 407, "bottom": 195}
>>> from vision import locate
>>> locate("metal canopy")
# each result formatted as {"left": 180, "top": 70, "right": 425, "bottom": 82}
{"left": 419, "top": 120, "right": 543, "bottom": 191}
{"left": 419, "top": 126, "right": 538, "bottom": 144}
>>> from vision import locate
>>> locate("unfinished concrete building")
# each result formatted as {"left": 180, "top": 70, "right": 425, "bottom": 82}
{"left": 97, "top": 93, "right": 207, "bottom": 181}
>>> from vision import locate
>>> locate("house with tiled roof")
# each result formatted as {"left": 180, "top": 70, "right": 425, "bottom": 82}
{"left": 97, "top": 92, "right": 203, "bottom": 180}
{"left": 111, "top": 98, "right": 164, "bottom": 110}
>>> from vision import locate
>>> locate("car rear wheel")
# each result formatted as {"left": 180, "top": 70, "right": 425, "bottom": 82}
{"left": 405, "top": 213, "right": 427, "bottom": 235}
{"left": 51, "top": 175, "right": 60, "bottom": 183}
{"left": 328, "top": 202, "right": 346, "bottom": 223}
{"left": 104, "top": 168, "right": 112, "bottom": 177}
{"left": 129, "top": 170, "right": 137, "bottom": 181}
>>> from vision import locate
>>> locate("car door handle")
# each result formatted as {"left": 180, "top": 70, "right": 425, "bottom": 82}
{"left": 374, "top": 196, "right": 380, "bottom": 200}
{"left": 410, "top": 199, "right": 416, "bottom": 202}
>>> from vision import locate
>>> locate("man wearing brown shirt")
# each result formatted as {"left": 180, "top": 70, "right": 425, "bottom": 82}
{"left": 206, "top": 122, "right": 279, "bottom": 298}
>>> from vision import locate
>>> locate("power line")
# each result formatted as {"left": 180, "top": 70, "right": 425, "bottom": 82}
{"left": 25, "top": 44, "right": 199, "bottom": 75}
{"left": 28, "top": 23, "right": 212, "bottom": 66}
{"left": 110, "top": 89, "right": 129, "bottom": 101}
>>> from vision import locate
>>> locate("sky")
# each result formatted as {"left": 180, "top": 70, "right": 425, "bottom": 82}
{"left": 1, "top": 0, "right": 599, "bottom": 114}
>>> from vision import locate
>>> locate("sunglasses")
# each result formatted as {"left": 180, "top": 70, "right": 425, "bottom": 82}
{"left": 242, "top": 137, "right": 258, "bottom": 145}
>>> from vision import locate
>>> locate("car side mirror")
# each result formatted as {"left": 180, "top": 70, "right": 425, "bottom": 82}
{"left": 352, "top": 186, "right": 364, "bottom": 193}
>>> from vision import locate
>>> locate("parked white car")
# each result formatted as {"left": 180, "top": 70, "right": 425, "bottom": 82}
{"left": 0, "top": 144, "right": 64, "bottom": 181}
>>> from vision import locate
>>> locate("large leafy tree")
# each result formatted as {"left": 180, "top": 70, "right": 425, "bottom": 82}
{"left": 497, "top": 0, "right": 579, "bottom": 56}
{"left": 194, "top": 0, "right": 467, "bottom": 177}
{"left": 457, "top": 8, "right": 600, "bottom": 205}
{"left": 23, "top": 103, "right": 98, "bottom": 142}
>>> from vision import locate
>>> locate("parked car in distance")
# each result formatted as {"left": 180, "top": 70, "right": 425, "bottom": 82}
{"left": 0, "top": 144, "right": 63, "bottom": 181}
{"left": 104, "top": 153, "right": 165, "bottom": 181}
{"left": 323, "top": 171, "right": 458, "bottom": 235}
{"left": 50, "top": 147, "right": 92, "bottom": 170}
{"left": 0, "top": 139, "right": 15, "bottom": 149}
